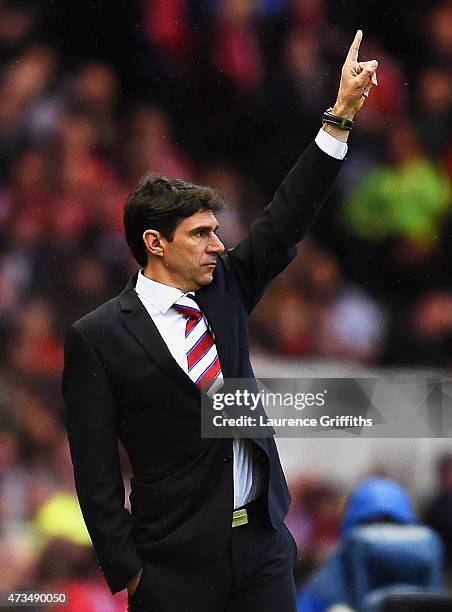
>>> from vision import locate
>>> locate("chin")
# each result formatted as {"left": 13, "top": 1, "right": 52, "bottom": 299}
{"left": 197, "top": 272, "right": 214, "bottom": 287}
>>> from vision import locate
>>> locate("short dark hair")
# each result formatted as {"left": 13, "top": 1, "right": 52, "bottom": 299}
{"left": 124, "top": 174, "right": 224, "bottom": 266}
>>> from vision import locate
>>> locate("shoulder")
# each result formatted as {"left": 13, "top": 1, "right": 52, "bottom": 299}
{"left": 67, "top": 295, "right": 121, "bottom": 341}
{"left": 214, "top": 252, "right": 243, "bottom": 295}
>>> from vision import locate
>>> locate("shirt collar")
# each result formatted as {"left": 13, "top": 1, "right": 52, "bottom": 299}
{"left": 135, "top": 269, "right": 194, "bottom": 314}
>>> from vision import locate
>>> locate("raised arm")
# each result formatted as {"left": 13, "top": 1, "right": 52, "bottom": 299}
{"left": 226, "top": 30, "right": 378, "bottom": 313}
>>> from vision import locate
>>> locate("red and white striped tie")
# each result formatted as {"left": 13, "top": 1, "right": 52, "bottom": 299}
{"left": 174, "top": 296, "right": 223, "bottom": 396}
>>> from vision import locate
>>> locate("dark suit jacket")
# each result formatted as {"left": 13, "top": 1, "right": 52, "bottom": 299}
{"left": 62, "top": 141, "right": 342, "bottom": 594}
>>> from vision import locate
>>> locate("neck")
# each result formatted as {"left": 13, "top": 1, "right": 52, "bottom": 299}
{"left": 142, "top": 264, "right": 195, "bottom": 293}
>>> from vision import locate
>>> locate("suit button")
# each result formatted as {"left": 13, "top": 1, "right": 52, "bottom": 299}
{"left": 223, "top": 454, "right": 232, "bottom": 463}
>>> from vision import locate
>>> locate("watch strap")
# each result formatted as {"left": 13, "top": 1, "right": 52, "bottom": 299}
{"left": 322, "top": 107, "right": 353, "bottom": 131}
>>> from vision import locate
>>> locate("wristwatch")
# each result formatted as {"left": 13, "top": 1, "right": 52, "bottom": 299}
{"left": 322, "top": 107, "right": 353, "bottom": 131}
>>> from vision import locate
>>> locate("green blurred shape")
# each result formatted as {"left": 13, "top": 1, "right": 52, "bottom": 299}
{"left": 343, "top": 158, "right": 451, "bottom": 244}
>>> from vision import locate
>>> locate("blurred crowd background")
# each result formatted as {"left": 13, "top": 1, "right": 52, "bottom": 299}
{"left": 0, "top": 0, "right": 451, "bottom": 610}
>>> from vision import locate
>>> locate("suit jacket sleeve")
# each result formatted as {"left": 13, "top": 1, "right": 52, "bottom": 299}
{"left": 225, "top": 141, "right": 343, "bottom": 313}
{"left": 62, "top": 323, "right": 143, "bottom": 594}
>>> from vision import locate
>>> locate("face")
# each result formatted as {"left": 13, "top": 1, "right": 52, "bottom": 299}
{"left": 153, "top": 210, "right": 225, "bottom": 291}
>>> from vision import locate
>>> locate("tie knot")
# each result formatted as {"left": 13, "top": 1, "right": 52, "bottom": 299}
{"left": 173, "top": 300, "right": 201, "bottom": 321}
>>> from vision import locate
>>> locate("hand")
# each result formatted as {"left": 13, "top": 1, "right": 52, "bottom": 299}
{"left": 333, "top": 30, "right": 378, "bottom": 120}
{"left": 127, "top": 567, "right": 143, "bottom": 597}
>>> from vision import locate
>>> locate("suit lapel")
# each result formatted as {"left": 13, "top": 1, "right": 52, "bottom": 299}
{"left": 118, "top": 274, "right": 200, "bottom": 399}
{"left": 119, "top": 274, "right": 268, "bottom": 450}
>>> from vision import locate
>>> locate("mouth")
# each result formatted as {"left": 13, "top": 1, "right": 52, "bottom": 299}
{"left": 204, "top": 262, "right": 216, "bottom": 268}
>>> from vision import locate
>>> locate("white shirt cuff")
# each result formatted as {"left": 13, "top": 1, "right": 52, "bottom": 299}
{"left": 315, "top": 128, "right": 348, "bottom": 160}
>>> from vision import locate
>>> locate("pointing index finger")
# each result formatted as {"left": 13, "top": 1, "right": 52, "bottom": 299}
{"left": 346, "top": 29, "right": 363, "bottom": 63}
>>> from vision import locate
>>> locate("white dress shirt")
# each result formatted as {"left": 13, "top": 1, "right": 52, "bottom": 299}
{"left": 135, "top": 271, "right": 260, "bottom": 509}
{"left": 315, "top": 128, "right": 348, "bottom": 160}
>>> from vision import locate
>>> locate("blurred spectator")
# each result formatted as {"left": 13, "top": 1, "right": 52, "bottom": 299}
{"left": 342, "top": 124, "right": 451, "bottom": 247}
{"left": 297, "top": 478, "right": 443, "bottom": 611}
{"left": 211, "top": 0, "right": 264, "bottom": 92}
{"left": 385, "top": 292, "right": 452, "bottom": 367}
{"left": 416, "top": 67, "right": 452, "bottom": 159}
{"left": 428, "top": 2, "right": 452, "bottom": 64}
{"left": 286, "top": 478, "right": 343, "bottom": 585}
{"left": 0, "top": 3, "right": 35, "bottom": 61}
{"left": 252, "top": 243, "right": 386, "bottom": 362}
{"left": 8, "top": 298, "right": 63, "bottom": 379}
{"left": 121, "top": 104, "right": 194, "bottom": 185}
{"left": 290, "top": 0, "right": 325, "bottom": 32}
{"left": 0, "top": 44, "right": 57, "bottom": 178}
{"left": 34, "top": 538, "right": 127, "bottom": 612}
{"left": 143, "top": 0, "right": 192, "bottom": 70}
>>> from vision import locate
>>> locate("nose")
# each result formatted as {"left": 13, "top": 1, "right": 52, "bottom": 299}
{"left": 207, "top": 232, "right": 225, "bottom": 255}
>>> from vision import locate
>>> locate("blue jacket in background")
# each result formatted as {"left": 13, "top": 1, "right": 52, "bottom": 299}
{"left": 297, "top": 477, "right": 416, "bottom": 611}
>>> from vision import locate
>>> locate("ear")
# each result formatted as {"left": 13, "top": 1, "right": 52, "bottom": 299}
{"left": 143, "top": 229, "right": 164, "bottom": 257}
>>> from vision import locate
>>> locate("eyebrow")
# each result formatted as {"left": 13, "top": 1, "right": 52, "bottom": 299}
{"left": 190, "top": 224, "right": 219, "bottom": 234}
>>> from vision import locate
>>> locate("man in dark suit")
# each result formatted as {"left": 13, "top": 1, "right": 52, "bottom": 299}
{"left": 62, "top": 31, "right": 378, "bottom": 612}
